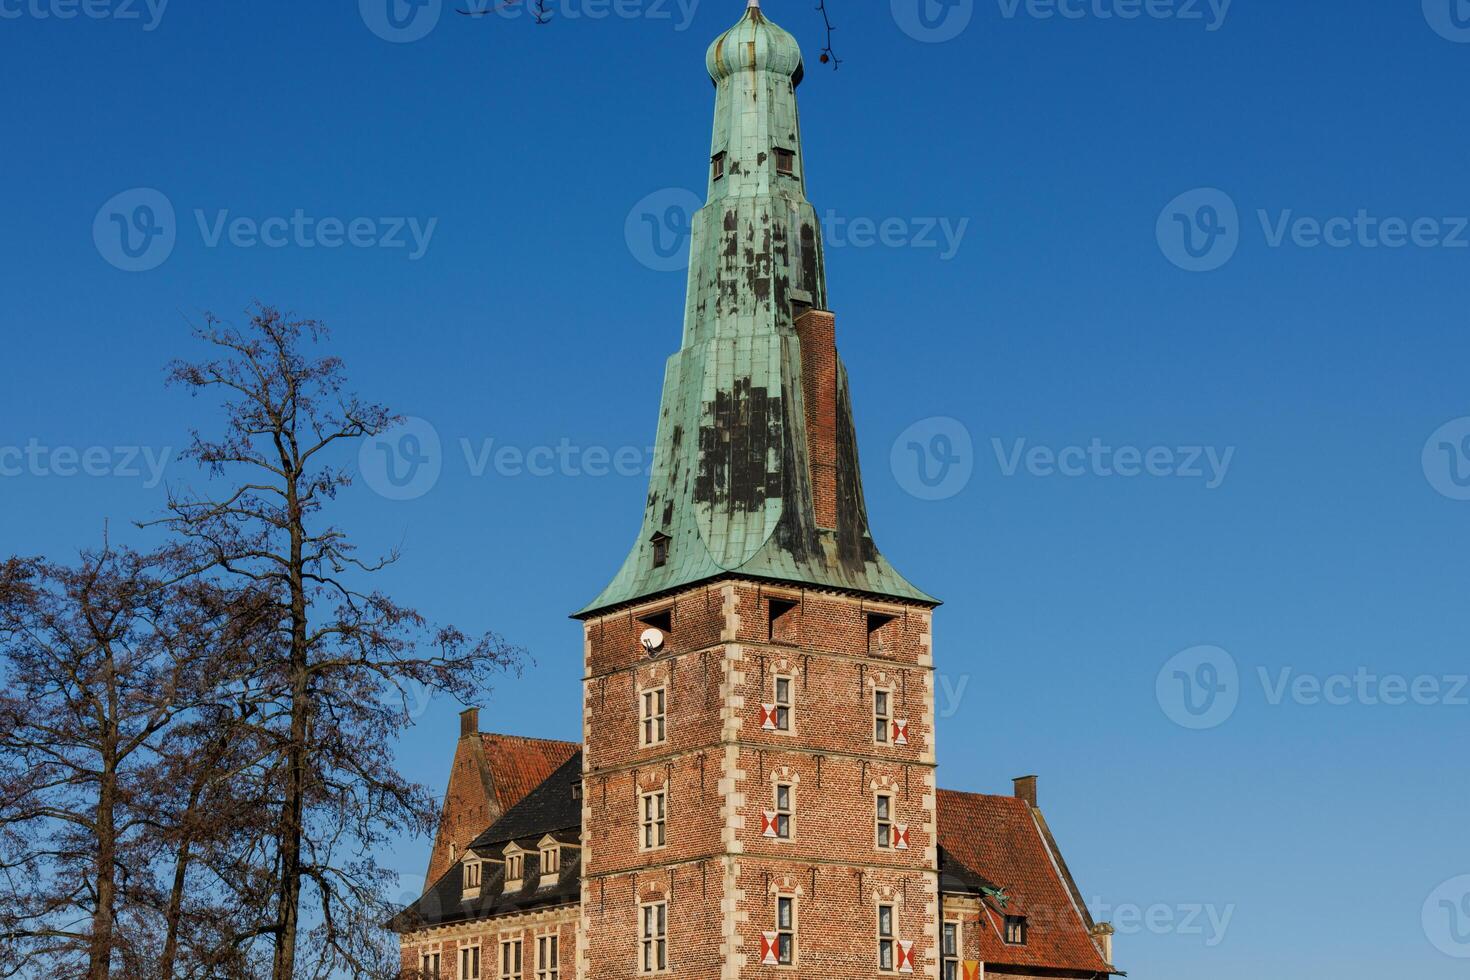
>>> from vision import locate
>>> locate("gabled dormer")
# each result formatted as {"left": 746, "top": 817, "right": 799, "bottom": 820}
{"left": 460, "top": 851, "right": 484, "bottom": 901}
{"left": 502, "top": 841, "right": 528, "bottom": 891}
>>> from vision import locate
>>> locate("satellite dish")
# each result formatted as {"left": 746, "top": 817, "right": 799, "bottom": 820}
{"left": 640, "top": 628, "right": 665, "bottom": 655}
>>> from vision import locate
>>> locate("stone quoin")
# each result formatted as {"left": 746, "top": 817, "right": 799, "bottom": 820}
{"left": 389, "top": 6, "right": 1118, "bottom": 979}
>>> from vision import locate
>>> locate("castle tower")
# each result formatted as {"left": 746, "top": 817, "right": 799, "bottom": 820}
{"left": 577, "top": 5, "right": 943, "bottom": 978}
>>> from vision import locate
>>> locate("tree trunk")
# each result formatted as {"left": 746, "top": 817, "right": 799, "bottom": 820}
{"left": 271, "top": 483, "right": 310, "bottom": 980}
{"left": 88, "top": 759, "right": 118, "bottom": 980}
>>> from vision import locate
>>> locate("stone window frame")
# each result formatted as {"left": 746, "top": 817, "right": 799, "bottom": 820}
{"left": 639, "top": 899, "right": 669, "bottom": 974}
{"left": 420, "top": 950, "right": 442, "bottom": 979}
{"left": 874, "top": 791, "right": 894, "bottom": 850}
{"left": 639, "top": 684, "right": 668, "bottom": 747}
{"left": 771, "top": 673, "right": 794, "bottom": 733}
{"left": 942, "top": 919, "right": 960, "bottom": 980}
{"left": 535, "top": 932, "right": 559, "bottom": 980}
{"left": 1004, "top": 915, "right": 1028, "bottom": 946}
{"left": 498, "top": 937, "right": 523, "bottom": 980}
{"left": 873, "top": 686, "right": 894, "bottom": 746}
{"left": 537, "top": 835, "right": 561, "bottom": 885}
{"left": 639, "top": 789, "right": 667, "bottom": 852}
{"left": 503, "top": 843, "right": 526, "bottom": 888}
{"left": 459, "top": 943, "right": 483, "bottom": 980}
{"left": 774, "top": 892, "right": 798, "bottom": 967}
{"left": 876, "top": 901, "right": 897, "bottom": 972}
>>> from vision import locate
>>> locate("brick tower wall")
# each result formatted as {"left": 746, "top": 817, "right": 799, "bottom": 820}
{"left": 580, "top": 581, "right": 939, "bottom": 980}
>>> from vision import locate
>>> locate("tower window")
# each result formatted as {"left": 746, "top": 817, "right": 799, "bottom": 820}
{"left": 874, "top": 689, "right": 892, "bottom": 744}
{"left": 775, "top": 147, "right": 795, "bottom": 176}
{"left": 773, "top": 782, "right": 793, "bottom": 839}
{"left": 776, "top": 895, "right": 796, "bottom": 965}
{"left": 767, "top": 597, "right": 799, "bottom": 642}
{"left": 875, "top": 793, "right": 893, "bottom": 850}
{"left": 942, "top": 922, "right": 959, "bottom": 980}
{"left": 641, "top": 791, "right": 667, "bottom": 850}
{"left": 650, "top": 533, "right": 670, "bottom": 568}
{"left": 641, "top": 901, "right": 668, "bottom": 973}
{"left": 641, "top": 686, "right": 667, "bottom": 746}
{"left": 712, "top": 152, "right": 727, "bottom": 181}
{"left": 867, "top": 612, "right": 899, "bottom": 655}
{"left": 1004, "top": 916, "right": 1028, "bottom": 946}
{"left": 772, "top": 675, "right": 792, "bottom": 731}
{"left": 877, "top": 904, "right": 895, "bottom": 971}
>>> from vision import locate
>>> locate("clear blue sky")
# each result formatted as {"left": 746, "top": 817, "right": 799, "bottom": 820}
{"left": 3, "top": 1, "right": 1470, "bottom": 977}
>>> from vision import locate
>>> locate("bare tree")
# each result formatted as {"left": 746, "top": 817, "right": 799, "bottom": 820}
{"left": 155, "top": 304, "right": 523, "bottom": 979}
{"left": 0, "top": 546, "right": 249, "bottom": 980}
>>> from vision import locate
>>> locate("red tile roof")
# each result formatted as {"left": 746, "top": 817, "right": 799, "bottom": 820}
{"left": 937, "top": 789, "right": 1110, "bottom": 975}
{"left": 480, "top": 733, "right": 579, "bottom": 814}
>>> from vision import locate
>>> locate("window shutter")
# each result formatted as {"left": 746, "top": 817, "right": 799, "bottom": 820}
{"left": 760, "top": 932, "right": 780, "bottom": 966}
{"left": 760, "top": 704, "right": 779, "bottom": 730}
{"left": 761, "top": 811, "right": 780, "bottom": 838}
{"left": 892, "top": 824, "right": 910, "bottom": 850}
{"left": 892, "top": 719, "right": 909, "bottom": 745}
{"left": 897, "top": 940, "right": 915, "bottom": 973}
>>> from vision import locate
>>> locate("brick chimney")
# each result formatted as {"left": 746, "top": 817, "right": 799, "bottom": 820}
{"left": 794, "top": 308, "right": 838, "bottom": 529}
{"left": 460, "top": 706, "right": 480, "bottom": 738}
{"left": 1013, "top": 774, "right": 1038, "bottom": 808}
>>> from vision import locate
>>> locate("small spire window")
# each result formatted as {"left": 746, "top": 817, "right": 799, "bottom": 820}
{"left": 712, "top": 152, "right": 727, "bottom": 181}
{"left": 775, "top": 147, "right": 795, "bottom": 176}
{"left": 650, "top": 533, "right": 670, "bottom": 569}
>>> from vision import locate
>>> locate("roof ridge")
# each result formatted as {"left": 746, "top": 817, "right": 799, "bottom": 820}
{"left": 479, "top": 732, "right": 580, "bottom": 746}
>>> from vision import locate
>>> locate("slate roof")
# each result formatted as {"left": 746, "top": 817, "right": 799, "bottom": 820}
{"left": 391, "top": 753, "right": 583, "bottom": 932}
{"left": 937, "top": 790, "right": 1112, "bottom": 975}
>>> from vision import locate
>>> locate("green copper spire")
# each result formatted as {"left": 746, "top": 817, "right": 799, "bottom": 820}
{"left": 577, "top": 4, "right": 934, "bottom": 617}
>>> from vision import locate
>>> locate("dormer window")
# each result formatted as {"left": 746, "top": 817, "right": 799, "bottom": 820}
{"left": 712, "top": 152, "right": 727, "bottom": 181}
{"left": 462, "top": 857, "right": 483, "bottom": 894}
{"left": 504, "top": 846, "right": 525, "bottom": 887}
{"left": 1004, "top": 916, "right": 1028, "bottom": 946}
{"left": 539, "top": 839, "right": 561, "bottom": 882}
{"left": 651, "top": 533, "right": 670, "bottom": 569}
{"left": 775, "top": 147, "right": 795, "bottom": 176}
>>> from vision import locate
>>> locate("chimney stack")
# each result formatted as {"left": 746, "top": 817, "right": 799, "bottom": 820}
{"left": 1091, "top": 922, "right": 1115, "bottom": 966}
{"left": 460, "top": 707, "right": 480, "bottom": 738}
{"left": 1013, "top": 774, "right": 1038, "bottom": 807}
